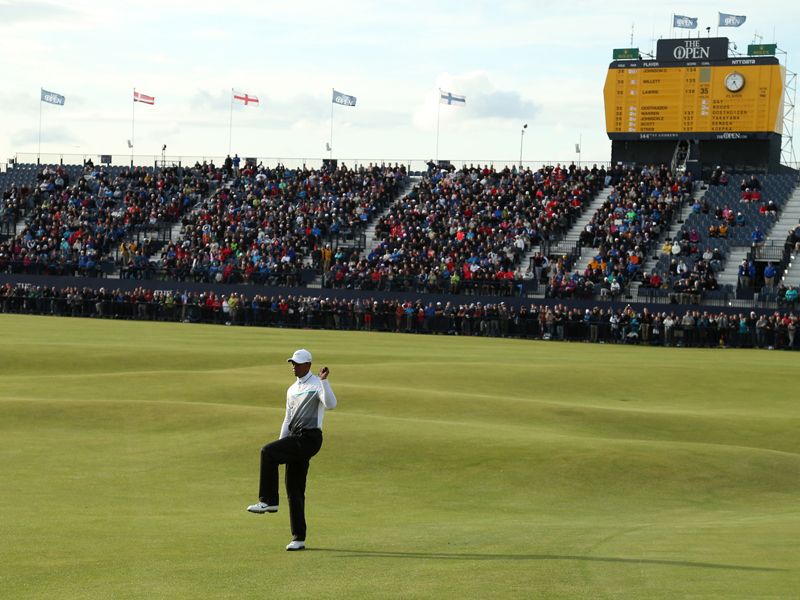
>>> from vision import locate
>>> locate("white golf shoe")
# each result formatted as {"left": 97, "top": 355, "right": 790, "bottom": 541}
{"left": 286, "top": 540, "right": 306, "bottom": 551}
{"left": 247, "top": 501, "right": 278, "bottom": 514}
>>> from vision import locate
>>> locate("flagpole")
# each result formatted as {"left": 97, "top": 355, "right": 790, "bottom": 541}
{"left": 131, "top": 88, "right": 135, "bottom": 167}
{"left": 38, "top": 88, "right": 43, "bottom": 165}
{"left": 329, "top": 88, "right": 334, "bottom": 160}
{"left": 228, "top": 88, "right": 234, "bottom": 156}
{"left": 435, "top": 89, "right": 441, "bottom": 163}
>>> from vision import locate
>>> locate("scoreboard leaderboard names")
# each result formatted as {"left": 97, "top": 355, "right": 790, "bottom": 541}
{"left": 603, "top": 56, "right": 784, "bottom": 140}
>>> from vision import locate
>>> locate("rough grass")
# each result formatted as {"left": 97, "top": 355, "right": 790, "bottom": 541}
{"left": 0, "top": 314, "right": 798, "bottom": 599}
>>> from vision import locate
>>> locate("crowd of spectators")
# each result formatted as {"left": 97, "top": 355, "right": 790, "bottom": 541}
{"left": 3, "top": 160, "right": 797, "bottom": 311}
{"left": 324, "top": 162, "right": 605, "bottom": 295}
{"left": 559, "top": 163, "right": 691, "bottom": 300}
{"left": 154, "top": 162, "right": 407, "bottom": 285}
{"left": 0, "top": 181, "right": 32, "bottom": 230}
{"left": 0, "top": 163, "right": 214, "bottom": 277}
{"left": 1, "top": 282, "right": 798, "bottom": 349}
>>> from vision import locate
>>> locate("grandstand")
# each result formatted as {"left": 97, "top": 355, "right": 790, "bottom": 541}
{"left": 1, "top": 156, "right": 798, "bottom": 315}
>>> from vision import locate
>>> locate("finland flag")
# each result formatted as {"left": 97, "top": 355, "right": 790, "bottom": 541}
{"left": 439, "top": 90, "right": 466, "bottom": 107}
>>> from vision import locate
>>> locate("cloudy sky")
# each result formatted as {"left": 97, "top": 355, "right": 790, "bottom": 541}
{"left": 1, "top": 0, "right": 797, "bottom": 168}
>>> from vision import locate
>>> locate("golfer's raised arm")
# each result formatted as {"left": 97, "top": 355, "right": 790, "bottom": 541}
{"left": 320, "top": 377, "right": 337, "bottom": 410}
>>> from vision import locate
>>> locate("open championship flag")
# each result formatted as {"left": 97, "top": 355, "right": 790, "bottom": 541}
{"left": 332, "top": 90, "right": 357, "bottom": 107}
{"left": 233, "top": 91, "right": 259, "bottom": 106}
{"left": 440, "top": 90, "right": 466, "bottom": 107}
{"left": 673, "top": 15, "right": 698, "bottom": 29}
{"left": 41, "top": 89, "right": 65, "bottom": 106}
{"left": 133, "top": 91, "right": 155, "bottom": 105}
{"left": 719, "top": 13, "right": 746, "bottom": 27}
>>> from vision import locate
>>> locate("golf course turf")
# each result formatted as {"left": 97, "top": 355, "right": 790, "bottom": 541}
{"left": 0, "top": 314, "right": 798, "bottom": 599}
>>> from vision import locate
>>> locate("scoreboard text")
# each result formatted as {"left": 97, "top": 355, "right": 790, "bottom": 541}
{"left": 603, "top": 57, "right": 784, "bottom": 140}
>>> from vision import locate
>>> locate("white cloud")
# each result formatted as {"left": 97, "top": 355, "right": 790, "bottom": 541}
{"left": 0, "top": 0, "right": 78, "bottom": 25}
{"left": 413, "top": 72, "right": 538, "bottom": 130}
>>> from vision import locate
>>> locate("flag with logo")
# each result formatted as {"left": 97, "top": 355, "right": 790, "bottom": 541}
{"left": 673, "top": 15, "right": 698, "bottom": 29}
{"left": 233, "top": 90, "right": 259, "bottom": 106}
{"left": 332, "top": 90, "right": 357, "bottom": 107}
{"left": 718, "top": 13, "right": 746, "bottom": 27}
{"left": 440, "top": 90, "right": 466, "bottom": 107}
{"left": 133, "top": 90, "right": 155, "bottom": 105}
{"left": 41, "top": 89, "right": 65, "bottom": 106}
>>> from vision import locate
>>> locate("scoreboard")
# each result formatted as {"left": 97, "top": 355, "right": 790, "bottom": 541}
{"left": 604, "top": 40, "right": 784, "bottom": 141}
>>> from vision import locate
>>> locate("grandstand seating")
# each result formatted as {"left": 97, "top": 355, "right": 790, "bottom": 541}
{"left": 323, "top": 163, "right": 605, "bottom": 295}
{"left": 554, "top": 163, "right": 692, "bottom": 300}
{"left": 0, "top": 162, "right": 215, "bottom": 277}
{"left": 2, "top": 158, "right": 798, "bottom": 311}
{"left": 643, "top": 173, "right": 797, "bottom": 301}
{"left": 152, "top": 163, "right": 407, "bottom": 285}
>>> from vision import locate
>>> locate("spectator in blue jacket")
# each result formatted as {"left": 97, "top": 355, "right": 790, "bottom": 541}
{"left": 764, "top": 262, "right": 776, "bottom": 288}
{"left": 751, "top": 227, "right": 765, "bottom": 247}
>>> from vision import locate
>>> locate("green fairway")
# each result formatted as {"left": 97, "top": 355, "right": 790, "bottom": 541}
{"left": 0, "top": 314, "right": 798, "bottom": 599}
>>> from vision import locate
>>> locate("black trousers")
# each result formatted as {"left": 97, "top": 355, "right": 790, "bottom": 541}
{"left": 259, "top": 429, "right": 323, "bottom": 541}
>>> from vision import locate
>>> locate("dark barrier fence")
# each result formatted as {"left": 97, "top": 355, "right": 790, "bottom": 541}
{"left": 0, "top": 271, "right": 793, "bottom": 315}
{"left": 1, "top": 274, "right": 798, "bottom": 350}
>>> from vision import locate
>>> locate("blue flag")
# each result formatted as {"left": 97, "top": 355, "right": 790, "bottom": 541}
{"left": 673, "top": 15, "right": 698, "bottom": 29}
{"left": 332, "top": 90, "right": 356, "bottom": 107}
{"left": 719, "top": 13, "right": 746, "bottom": 27}
{"left": 41, "top": 89, "right": 65, "bottom": 106}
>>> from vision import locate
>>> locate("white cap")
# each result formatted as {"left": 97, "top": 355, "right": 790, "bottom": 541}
{"left": 287, "top": 349, "right": 312, "bottom": 364}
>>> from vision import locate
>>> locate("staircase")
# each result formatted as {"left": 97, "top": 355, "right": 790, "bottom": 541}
{"left": 637, "top": 183, "right": 702, "bottom": 276}
{"left": 519, "top": 184, "right": 611, "bottom": 270}
{"left": 715, "top": 247, "right": 750, "bottom": 288}
{"left": 361, "top": 176, "right": 420, "bottom": 256}
{"left": 306, "top": 175, "right": 420, "bottom": 288}
{"left": 777, "top": 186, "right": 800, "bottom": 287}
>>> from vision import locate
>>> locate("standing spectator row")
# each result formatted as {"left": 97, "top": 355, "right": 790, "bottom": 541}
{"left": 1, "top": 283, "right": 798, "bottom": 349}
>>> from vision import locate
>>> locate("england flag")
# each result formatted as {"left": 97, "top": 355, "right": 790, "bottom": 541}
{"left": 233, "top": 91, "right": 259, "bottom": 106}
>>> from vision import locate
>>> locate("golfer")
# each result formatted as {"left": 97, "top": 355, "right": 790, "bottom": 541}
{"left": 247, "top": 349, "right": 337, "bottom": 551}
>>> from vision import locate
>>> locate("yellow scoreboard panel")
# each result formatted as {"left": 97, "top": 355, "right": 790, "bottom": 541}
{"left": 604, "top": 59, "right": 784, "bottom": 140}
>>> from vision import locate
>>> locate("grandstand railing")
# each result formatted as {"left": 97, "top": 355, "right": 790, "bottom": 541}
{"left": 0, "top": 217, "right": 15, "bottom": 238}
{"left": 751, "top": 240, "right": 790, "bottom": 262}
{"left": 0, "top": 260, "right": 116, "bottom": 277}
{"left": 11, "top": 153, "right": 611, "bottom": 174}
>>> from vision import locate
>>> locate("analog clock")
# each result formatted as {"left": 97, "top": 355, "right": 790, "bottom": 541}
{"left": 725, "top": 72, "right": 745, "bottom": 93}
